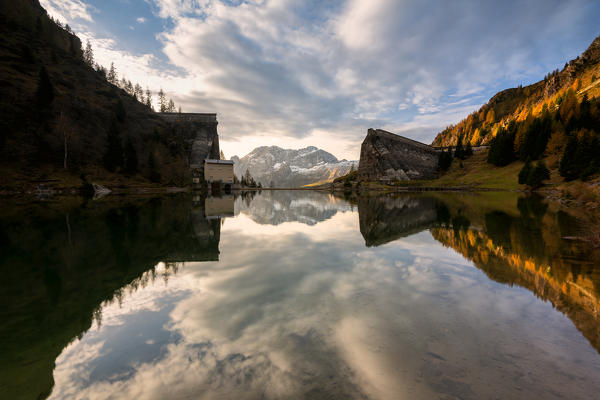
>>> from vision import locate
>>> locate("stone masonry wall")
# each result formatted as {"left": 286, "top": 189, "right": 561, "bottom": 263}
{"left": 358, "top": 129, "right": 440, "bottom": 181}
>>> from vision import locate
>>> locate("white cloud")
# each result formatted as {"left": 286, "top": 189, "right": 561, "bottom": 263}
{"left": 136, "top": 17, "right": 147, "bottom": 23}
{"left": 40, "top": 0, "right": 93, "bottom": 23}
{"left": 43, "top": 0, "right": 600, "bottom": 159}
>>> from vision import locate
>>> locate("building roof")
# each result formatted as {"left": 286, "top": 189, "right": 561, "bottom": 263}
{"left": 204, "top": 159, "right": 234, "bottom": 165}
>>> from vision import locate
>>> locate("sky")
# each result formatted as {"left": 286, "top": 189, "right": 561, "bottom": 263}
{"left": 40, "top": 0, "right": 600, "bottom": 160}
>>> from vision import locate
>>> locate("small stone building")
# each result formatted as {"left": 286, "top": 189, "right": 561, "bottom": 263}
{"left": 204, "top": 159, "right": 234, "bottom": 189}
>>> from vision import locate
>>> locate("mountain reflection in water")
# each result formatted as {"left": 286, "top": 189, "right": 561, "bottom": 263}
{"left": 0, "top": 191, "right": 599, "bottom": 400}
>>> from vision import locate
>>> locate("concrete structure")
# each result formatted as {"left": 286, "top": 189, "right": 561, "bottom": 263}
{"left": 159, "top": 113, "right": 220, "bottom": 188}
{"left": 358, "top": 128, "right": 440, "bottom": 181}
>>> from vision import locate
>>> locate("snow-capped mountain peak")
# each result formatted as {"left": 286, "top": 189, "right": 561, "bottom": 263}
{"left": 231, "top": 145, "right": 357, "bottom": 187}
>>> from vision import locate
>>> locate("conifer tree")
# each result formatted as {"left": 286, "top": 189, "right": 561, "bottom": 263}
{"left": 454, "top": 135, "right": 464, "bottom": 159}
{"left": 487, "top": 127, "right": 516, "bottom": 166}
{"left": 83, "top": 39, "right": 94, "bottom": 66}
{"left": 148, "top": 152, "right": 161, "bottom": 182}
{"left": 145, "top": 88, "right": 152, "bottom": 109}
{"left": 526, "top": 161, "right": 550, "bottom": 188}
{"left": 114, "top": 98, "right": 126, "bottom": 122}
{"left": 103, "top": 119, "right": 124, "bottom": 172}
{"left": 107, "top": 62, "right": 117, "bottom": 84}
{"left": 125, "top": 80, "right": 134, "bottom": 96}
{"left": 518, "top": 159, "right": 532, "bottom": 184}
{"left": 167, "top": 98, "right": 175, "bottom": 112}
{"left": 124, "top": 137, "right": 138, "bottom": 174}
{"left": 158, "top": 89, "right": 167, "bottom": 112}
{"left": 438, "top": 148, "right": 453, "bottom": 171}
{"left": 134, "top": 84, "right": 143, "bottom": 102}
{"left": 36, "top": 66, "right": 54, "bottom": 107}
{"left": 559, "top": 137, "right": 579, "bottom": 181}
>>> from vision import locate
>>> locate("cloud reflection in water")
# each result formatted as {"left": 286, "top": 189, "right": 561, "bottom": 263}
{"left": 48, "top": 194, "right": 600, "bottom": 400}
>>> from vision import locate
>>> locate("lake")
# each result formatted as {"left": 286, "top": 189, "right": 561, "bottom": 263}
{"left": 1, "top": 191, "right": 599, "bottom": 399}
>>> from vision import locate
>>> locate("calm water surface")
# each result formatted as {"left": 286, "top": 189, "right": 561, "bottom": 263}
{"left": 1, "top": 191, "right": 599, "bottom": 399}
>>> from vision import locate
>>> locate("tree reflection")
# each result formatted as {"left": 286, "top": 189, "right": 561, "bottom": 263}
{"left": 356, "top": 192, "right": 600, "bottom": 354}
{"left": 0, "top": 196, "right": 221, "bottom": 400}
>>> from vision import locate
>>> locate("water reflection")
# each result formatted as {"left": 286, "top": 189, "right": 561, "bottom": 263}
{"left": 0, "top": 196, "right": 220, "bottom": 399}
{"left": 1, "top": 192, "right": 599, "bottom": 399}
{"left": 235, "top": 190, "right": 352, "bottom": 225}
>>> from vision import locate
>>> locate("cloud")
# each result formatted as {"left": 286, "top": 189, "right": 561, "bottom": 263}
{"left": 136, "top": 17, "right": 147, "bottom": 23}
{"left": 40, "top": 0, "right": 94, "bottom": 23}
{"left": 43, "top": 0, "right": 600, "bottom": 159}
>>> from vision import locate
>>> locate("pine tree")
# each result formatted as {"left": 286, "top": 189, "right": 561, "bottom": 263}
{"left": 125, "top": 80, "right": 134, "bottom": 96}
{"left": 124, "top": 137, "right": 138, "bottom": 174}
{"left": 559, "top": 137, "right": 579, "bottom": 181}
{"left": 147, "top": 151, "right": 161, "bottom": 182}
{"left": 454, "top": 135, "right": 464, "bottom": 159}
{"left": 103, "top": 119, "right": 124, "bottom": 172}
{"left": 487, "top": 127, "right": 516, "bottom": 166}
{"left": 438, "top": 148, "right": 453, "bottom": 171}
{"left": 518, "top": 159, "right": 532, "bottom": 184}
{"left": 114, "top": 98, "right": 126, "bottom": 122}
{"left": 526, "top": 161, "right": 550, "bottom": 188}
{"left": 35, "top": 16, "right": 43, "bottom": 36}
{"left": 220, "top": 150, "right": 225, "bottom": 160}
{"left": 167, "top": 98, "right": 175, "bottom": 112}
{"left": 464, "top": 142, "right": 473, "bottom": 157}
{"left": 107, "top": 62, "right": 117, "bottom": 84}
{"left": 145, "top": 88, "right": 152, "bottom": 109}
{"left": 158, "top": 89, "right": 167, "bottom": 112}
{"left": 134, "top": 84, "right": 143, "bottom": 102}
{"left": 36, "top": 66, "right": 54, "bottom": 107}
{"left": 83, "top": 40, "right": 94, "bottom": 66}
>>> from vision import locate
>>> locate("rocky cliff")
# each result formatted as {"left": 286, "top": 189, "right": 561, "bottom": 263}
{"left": 357, "top": 129, "right": 440, "bottom": 181}
{"left": 231, "top": 146, "right": 357, "bottom": 187}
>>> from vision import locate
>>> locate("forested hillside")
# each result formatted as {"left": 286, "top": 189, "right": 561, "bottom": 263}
{"left": 0, "top": 0, "right": 193, "bottom": 189}
{"left": 432, "top": 35, "right": 600, "bottom": 187}
{"left": 433, "top": 35, "right": 600, "bottom": 149}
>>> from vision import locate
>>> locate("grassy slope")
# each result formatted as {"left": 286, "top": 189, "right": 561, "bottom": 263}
{"left": 331, "top": 147, "right": 600, "bottom": 205}
{"left": 427, "top": 149, "right": 523, "bottom": 190}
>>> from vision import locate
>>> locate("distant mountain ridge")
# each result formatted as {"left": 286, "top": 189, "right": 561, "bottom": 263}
{"left": 433, "top": 35, "right": 600, "bottom": 147}
{"left": 231, "top": 145, "right": 357, "bottom": 187}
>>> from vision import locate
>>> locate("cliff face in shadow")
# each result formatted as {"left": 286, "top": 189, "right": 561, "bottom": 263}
{"left": 0, "top": 196, "right": 220, "bottom": 399}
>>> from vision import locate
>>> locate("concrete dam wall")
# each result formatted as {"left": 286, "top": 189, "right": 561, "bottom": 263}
{"left": 158, "top": 113, "right": 220, "bottom": 171}
{"left": 358, "top": 129, "right": 440, "bottom": 181}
